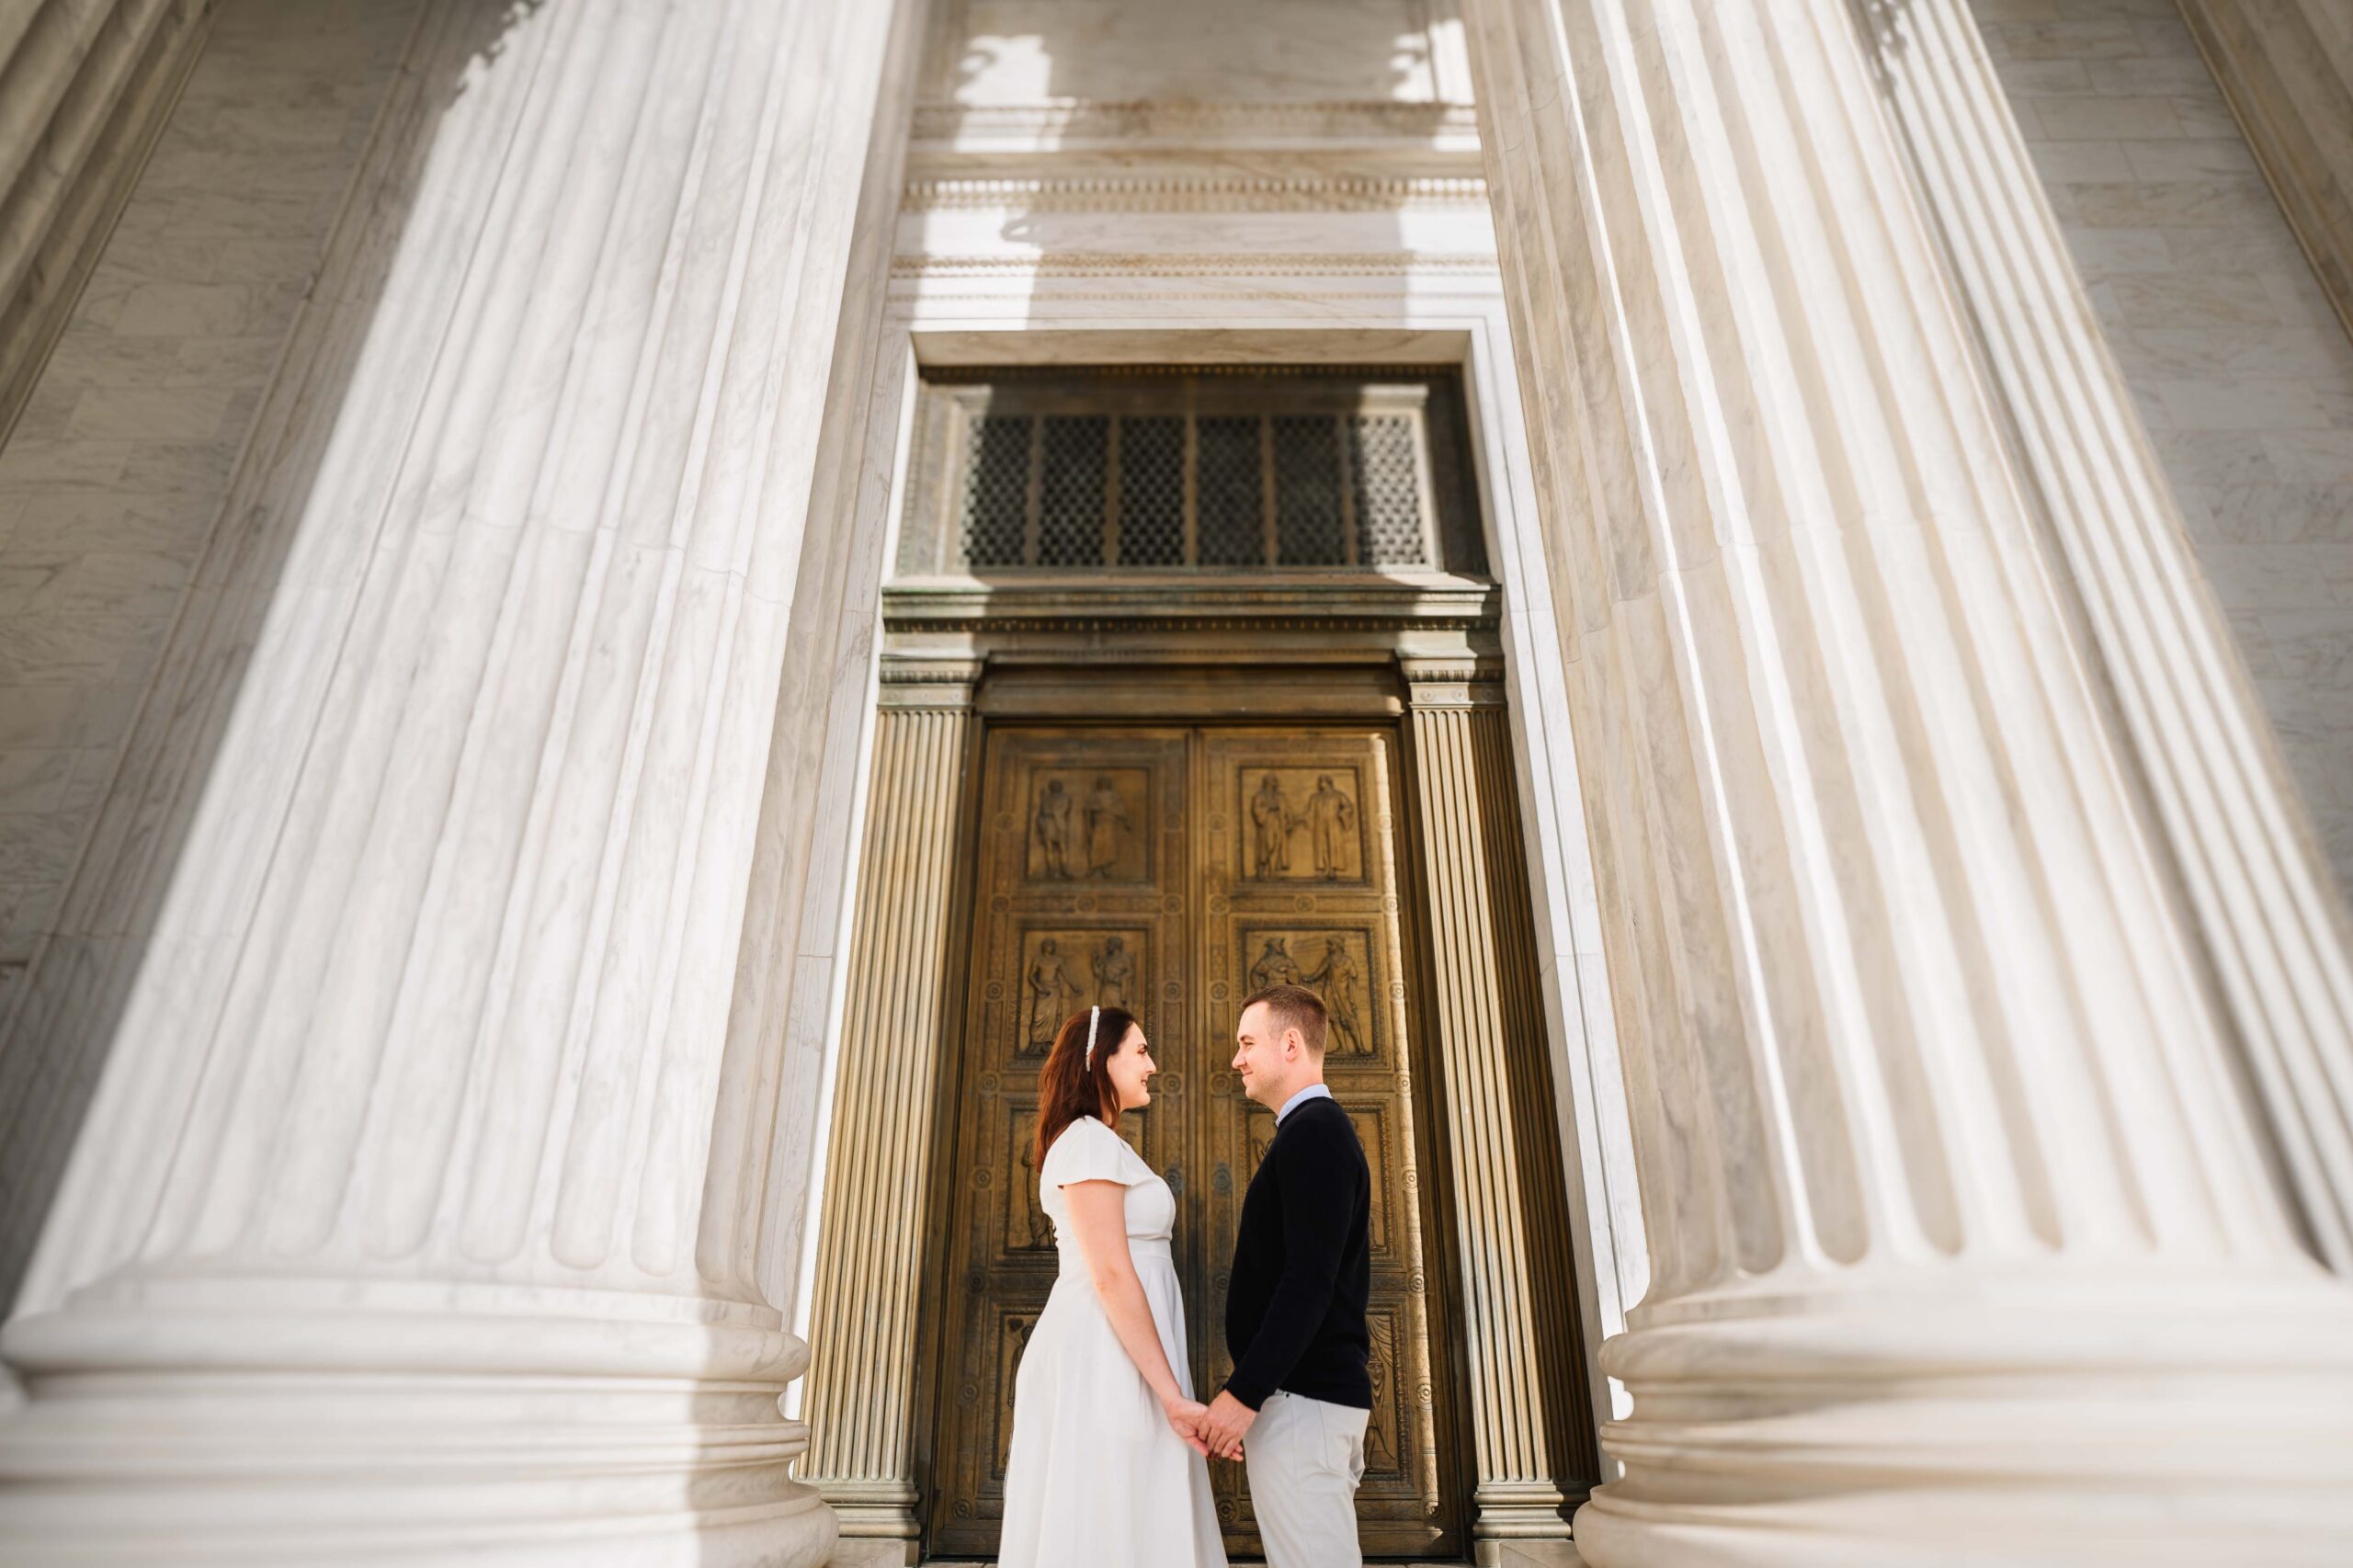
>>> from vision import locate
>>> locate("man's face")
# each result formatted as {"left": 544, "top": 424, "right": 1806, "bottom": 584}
{"left": 1232, "top": 1001, "right": 1287, "bottom": 1108}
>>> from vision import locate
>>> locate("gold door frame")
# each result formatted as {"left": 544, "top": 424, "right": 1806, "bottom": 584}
{"left": 797, "top": 580, "right": 1596, "bottom": 1563}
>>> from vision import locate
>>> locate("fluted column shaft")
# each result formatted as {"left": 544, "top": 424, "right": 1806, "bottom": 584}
{"left": 0, "top": 0, "right": 921, "bottom": 1561}
{"left": 1462, "top": 0, "right": 2353, "bottom": 1561}
{"left": 1860, "top": 0, "right": 2353, "bottom": 1281}
{"left": 1402, "top": 658, "right": 1593, "bottom": 1558}
{"left": 797, "top": 659, "right": 979, "bottom": 1559}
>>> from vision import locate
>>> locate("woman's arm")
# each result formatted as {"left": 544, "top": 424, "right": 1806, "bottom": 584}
{"left": 1063, "top": 1179, "right": 1208, "bottom": 1453}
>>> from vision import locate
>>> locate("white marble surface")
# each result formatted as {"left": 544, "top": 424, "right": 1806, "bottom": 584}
{"left": 1958, "top": 0, "right": 2353, "bottom": 1273}
{"left": 1467, "top": 0, "right": 2353, "bottom": 1559}
{"left": 0, "top": 0, "right": 923, "bottom": 1559}
{"left": 1984, "top": 0, "right": 2353, "bottom": 899}
{"left": 0, "top": 0, "right": 422, "bottom": 1312}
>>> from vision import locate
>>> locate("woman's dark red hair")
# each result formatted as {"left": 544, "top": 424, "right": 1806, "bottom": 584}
{"left": 1032, "top": 1005, "right": 1141, "bottom": 1169}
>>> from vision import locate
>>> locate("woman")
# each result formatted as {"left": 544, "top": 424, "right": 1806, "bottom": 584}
{"left": 998, "top": 1005, "right": 1228, "bottom": 1568}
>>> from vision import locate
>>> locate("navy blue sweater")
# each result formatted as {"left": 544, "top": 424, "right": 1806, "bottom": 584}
{"left": 1222, "top": 1096, "right": 1372, "bottom": 1411}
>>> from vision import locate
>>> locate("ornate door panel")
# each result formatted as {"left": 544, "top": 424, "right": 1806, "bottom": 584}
{"left": 929, "top": 723, "right": 1457, "bottom": 1560}
{"left": 1198, "top": 727, "right": 1448, "bottom": 1558}
{"left": 929, "top": 728, "right": 1191, "bottom": 1557}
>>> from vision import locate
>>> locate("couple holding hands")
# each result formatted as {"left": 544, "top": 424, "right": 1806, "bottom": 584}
{"left": 999, "top": 983, "right": 1372, "bottom": 1568}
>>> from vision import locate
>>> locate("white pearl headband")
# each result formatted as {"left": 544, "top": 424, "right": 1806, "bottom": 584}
{"left": 1083, "top": 1004, "right": 1101, "bottom": 1070}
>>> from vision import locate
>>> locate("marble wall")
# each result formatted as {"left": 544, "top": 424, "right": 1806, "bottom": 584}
{"left": 0, "top": 0, "right": 420, "bottom": 1299}
{"left": 934, "top": 0, "right": 1455, "bottom": 105}
{"left": 1980, "top": 0, "right": 2353, "bottom": 894}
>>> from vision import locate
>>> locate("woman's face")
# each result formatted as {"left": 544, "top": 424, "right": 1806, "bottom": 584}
{"left": 1102, "top": 1024, "right": 1156, "bottom": 1110}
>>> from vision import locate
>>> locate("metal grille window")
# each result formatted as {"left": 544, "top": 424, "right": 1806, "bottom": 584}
{"left": 1120, "top": 415, "right": 1186, "bottom": 567}
{"left": 1195, "top": 415, "right": 1264, "bottom": 567}
{"left": 1348, "top": 415, "right": 1426, "bottom": 568}
{"left": 1274, "top": 414, "right": 1345, "bottom": 566}
{"left": 1037, "top": 416, "right": 1108, "bottom": 567}
{"left": 959, "top": 414, "right": 1032, "bottom": 568}
{"left": 897, "top": 368, "right": 1484, "bottom": 577}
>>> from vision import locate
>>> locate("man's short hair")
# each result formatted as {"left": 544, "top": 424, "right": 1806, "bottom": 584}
{"left": 1240, "top": 983, "right": 1328, "bottom": 1057}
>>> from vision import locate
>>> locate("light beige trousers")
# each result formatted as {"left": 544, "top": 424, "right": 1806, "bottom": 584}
{"left": 1245, "top": 1391, "right": 1370, "bottom": 1568}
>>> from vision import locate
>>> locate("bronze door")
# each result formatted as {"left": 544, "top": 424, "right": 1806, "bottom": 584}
{"left": 928, "top": 723, "right": 1455, "bottom": 1560}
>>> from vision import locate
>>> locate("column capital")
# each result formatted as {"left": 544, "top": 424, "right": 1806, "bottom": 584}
{"left": 876, "top": 653, "right": 984, "bottom": 711}
{"left": 1398, "top": 652, "right": 1506, "bottom": 710}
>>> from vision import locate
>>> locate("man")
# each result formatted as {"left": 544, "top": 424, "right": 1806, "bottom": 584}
{"left": 1197, "top": 983, "right": 1373, "bottom": 1567}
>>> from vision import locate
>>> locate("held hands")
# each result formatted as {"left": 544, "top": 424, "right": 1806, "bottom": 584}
{"left": 1162, "top": 1395, "right": 1211, "bottom": 1457}
{"left": 1160, "top": 1391, "right": 1255, "bottom": 1461}
{"left": 1194, "top": 1390, "right": 1256, "bottom": 1462}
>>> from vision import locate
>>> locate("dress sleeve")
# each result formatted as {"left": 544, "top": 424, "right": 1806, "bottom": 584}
{"left": 1042, "top": 1118, "right": 1145, "bottom": 1189}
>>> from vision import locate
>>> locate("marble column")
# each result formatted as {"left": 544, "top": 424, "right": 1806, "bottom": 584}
{"left": 1462, "top": 0, "right": 2353, "bottom": 1561}
{"left": 1859, "top": 0, "right": 2353, "bottom": 1275}
{"left": 1402, "top": 654, "right": 1593, "bottom": 1562}
{"left": 0, "top": 0, "right": 921, "bottom": 1561}
{"left": 798, "top": 657, "right": 980, "bottom": 1562}
{"left": 1, "top": 0, "right": 210, "bottom": 441}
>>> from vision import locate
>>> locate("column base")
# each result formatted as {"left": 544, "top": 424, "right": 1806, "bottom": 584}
{"left": 1574, "top": 1270, "right": 2353, "bottom": 1567}
{"left": 1477, "top": 1535, "right": 1590, "bottom": 1562}
{"left": 1472, "top": 1478, "right": 1578, "bottom": 1562}
{"left": 0, "top": 1275, "right": 839, "bottom": 1567}
{"left": 813, "top": 1478, "right": 919, "bottom": 1563}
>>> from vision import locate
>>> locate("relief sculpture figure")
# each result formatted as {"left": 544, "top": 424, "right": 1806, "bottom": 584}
{"left": 1305, "top": 775, "right": 1357, "bottom": 878}
{"left": 1249, "top": 774, "right": 1294, "bottom": 877}
{"left": 1364, "top": 1316, "right": 1397, "bottom": 1471}
{"left": 1085, "top": 775, "right": 1131, "bottom": 878}
{"left": 1017, "top": 1138, "right": 1054, "bottom": 1248}
{"left": 1307, "top": 937, "right": 1369, "bottom": 1056}
{"left": 1026, "top": 938, "right": 1079, "bottom": 1049}
{"left": 1249, "top": 936, "right": 1301, "bottom": 992}
{"left": 1093, "top": 935, "right": 1135, "bottom": 1008}
{"left": 1033, "top": 778, "right": 1074, "bottom": 879}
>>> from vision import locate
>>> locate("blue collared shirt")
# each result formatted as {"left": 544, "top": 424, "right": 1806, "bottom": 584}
{"left": 1276, "top": 1083, "right": 1334, "bottom": 1125}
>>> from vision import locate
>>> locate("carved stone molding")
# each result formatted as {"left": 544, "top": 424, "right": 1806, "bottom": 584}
{"left": 881, "top": 577, "right": 1502, "bottom": 653}
{"left": 891, "top": 251, "right": 1498, "bottom": 278}
{"left": 902, "top": 176, "right": 1492, "bottom": 213}
{"left": 877, "top": 655, "right": 985, "bottom": 711}
{"left": 908, "top": 98, "right": 1483, "bottom": 152}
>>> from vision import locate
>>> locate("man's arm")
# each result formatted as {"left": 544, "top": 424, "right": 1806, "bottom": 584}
{"left": 1222, "top": 1112, "right": 1351, "bottom": 1411}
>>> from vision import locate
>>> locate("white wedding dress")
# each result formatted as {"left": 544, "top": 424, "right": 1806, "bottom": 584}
{"left": 999, "top": 1115, "right": 1228, "bottom": 1568}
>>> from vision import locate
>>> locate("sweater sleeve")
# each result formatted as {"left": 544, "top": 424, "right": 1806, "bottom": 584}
{"left": 1223, "top": 1113, "right": 1352, "bottom": 1411}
